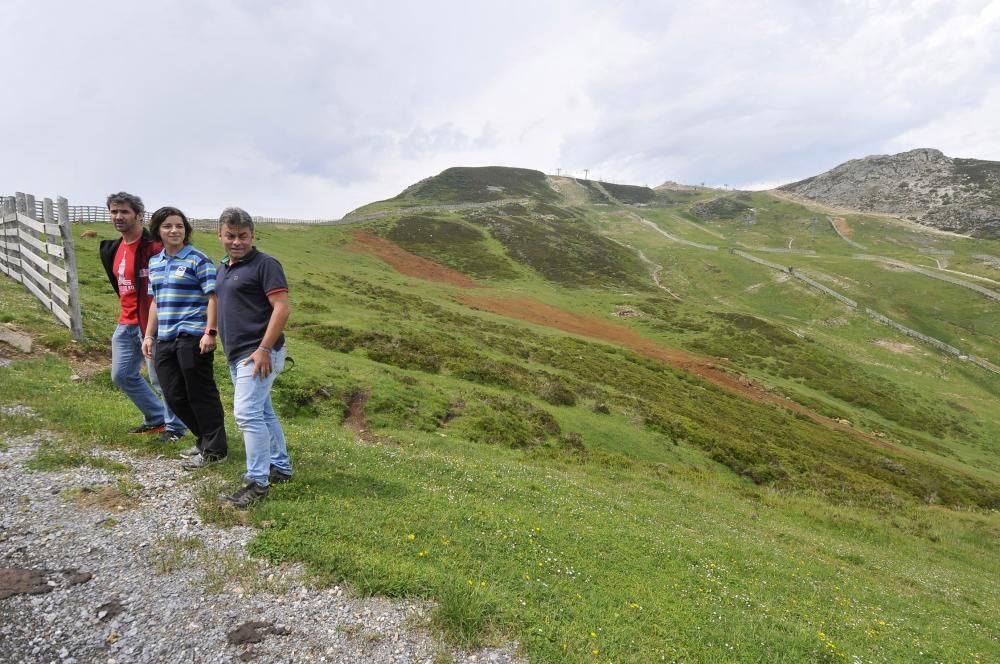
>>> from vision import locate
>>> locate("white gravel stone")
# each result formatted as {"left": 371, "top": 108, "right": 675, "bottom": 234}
{"left": 0, "top": 419, "right": 524, "bottom": 664}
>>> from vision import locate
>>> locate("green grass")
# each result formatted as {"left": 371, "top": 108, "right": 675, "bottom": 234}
{"left": 1, "top": 174, "right": 998, "bottom": 662}
{"left": 236, "top": 421, "right": 997, "bottom": 663}
{"left": 28, "top": 439, "right": 128, "bottom": 474}
{"left": 384, "top": 212, "right": 523, "bottom": 280}
{"left": 392, "top": 166, "right": 559, "bottom": 204}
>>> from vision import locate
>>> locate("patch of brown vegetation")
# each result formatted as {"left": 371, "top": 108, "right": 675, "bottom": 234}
{"left": 831, "top": 216, "right": 853, "bottom": 237}
{"left": 69, "top": 484, "right": 137, "bottom": 511}
{"left": 346, "top": 230, "right": 478, "bottom": 288}
{"left": 458, "top": 295, "right": 897, "bottom": 451}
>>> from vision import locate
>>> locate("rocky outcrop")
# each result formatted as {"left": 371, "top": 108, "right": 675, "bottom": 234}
{"left": 778, "top": 148, "right": 1000, "bottom": 238}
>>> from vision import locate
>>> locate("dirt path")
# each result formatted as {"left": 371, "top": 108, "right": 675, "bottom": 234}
{"left": 346, "top": 230, "right": 479, "bottom": 288}
{"left": 635, "top": 248, "right": 682, "bottom": 301}
{"left": 348, "top": 229, "right": 896, "bottom": 451}
{"left": 665, "top": 211, "right": 728, "bottom": 240}
{"left": 831, "top": 216, "right": 854, "bottom": 237}
{"left": 0, "top": 418, "right": 522, "bottom": 663}
{"left": 767, "top": 189, "right": 974, "bottom": 239}
{"left": 546, "top": 175, "right": 590, "bottom": 206}
{"left": 457, "top": 295, "right": 894, "bottom": 450}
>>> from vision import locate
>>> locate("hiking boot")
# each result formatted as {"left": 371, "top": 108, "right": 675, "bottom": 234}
{"left": 178, "top": 445, "right": 200, "bottom": 458}
{"left": 180, "top": 453, "right": 224, "bottom": 471}
{"left": 159, "top": 430, "right": 185, "bottom": 443}
{"left": 269, "top": 465, "right": 292, "bottom": 484}
{"left": 219, "top": 482, "right": 269, "bottom": 508}
{"left": 128, "top": 423, "right": 166, "bottom": 434}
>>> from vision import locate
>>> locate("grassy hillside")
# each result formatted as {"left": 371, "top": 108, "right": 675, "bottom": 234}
{"left": 393, "top": 166, "right": 559, "bottom": 204}
{"left": 1, "top": 166, "right": 998, "bottom": 662}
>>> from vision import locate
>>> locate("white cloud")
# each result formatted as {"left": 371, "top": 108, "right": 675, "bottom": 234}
{"left": 2, "top": 0, "right": 998, "bottom": 216}
{"left": 888, "top": 85, "right": 1000, "bottom": 158}
{"left": 560, "top": 0, "right": 1000, "bottom": 188}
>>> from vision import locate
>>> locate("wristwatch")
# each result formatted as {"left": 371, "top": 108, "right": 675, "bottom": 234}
{"left": 205, "top": 329, "right": 217, "bottom": 337}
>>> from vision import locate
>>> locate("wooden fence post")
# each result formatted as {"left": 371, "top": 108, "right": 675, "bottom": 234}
{"left": 0, "top": 197, "right": 11, "bottom": 279}
{"left": 57, "top": 197, "right": 84, "bottom": 341}
{"left": 42, "top": 199, "right": 57, "bottom": 314}
{"left": 10, "top": 193, "right": 26, "bottom": 283}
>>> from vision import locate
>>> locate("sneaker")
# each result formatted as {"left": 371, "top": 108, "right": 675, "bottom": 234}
{"left": 219, "top": 482, "right": 269, "bottom": 508}
{"left": 128, "top": 423, "right": 166, "bottom": 434}
{"left": 180, "top": 453, "right": 225, "bottom": 471}
{"left": 269, "top": 465, "right": 292, "bottom": 484}
{"left": 178, "top": 445, "right": 200, "bottom": 458}
{"left": 159, "top": 430, "right": 185, "bottom": 443}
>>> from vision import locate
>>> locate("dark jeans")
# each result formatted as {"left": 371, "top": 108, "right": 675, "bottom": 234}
{"left": 155, "top": 334, "right": 228, "bottom": 459}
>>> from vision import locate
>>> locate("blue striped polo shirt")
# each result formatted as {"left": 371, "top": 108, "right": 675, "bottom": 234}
{"left": 147, "top": 244, "right": 217, "bottom": 340}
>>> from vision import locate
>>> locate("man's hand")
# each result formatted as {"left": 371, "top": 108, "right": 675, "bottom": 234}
{"left": 199, "top": 333, "right": 216, "bottom": 354}
{"left": 242, "top": 348, "right": 272, "bottom": 379}
{"left": 141, "top": 336, "right": 154, "bottom": 359}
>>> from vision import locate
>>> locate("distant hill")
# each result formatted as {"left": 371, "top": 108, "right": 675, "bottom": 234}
{"left": 392, "top": 166, "right": 559, "bottom": 204}
{"left": 778, "top": 148, "right": 1000, "bottom": 238}
{"left": 5, "top": 156, "right": 999, "bottom": 663}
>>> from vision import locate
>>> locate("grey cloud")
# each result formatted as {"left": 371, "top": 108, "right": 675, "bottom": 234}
{"left": 558, "top": 1, "right": 1000, "bottom": 188}
{"left": 3, "top": 1, "right": 998, "bottom": 216}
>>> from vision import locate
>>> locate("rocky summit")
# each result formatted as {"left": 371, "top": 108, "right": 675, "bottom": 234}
{"left": 778, "top": 148, "right": 1000, "bottom": 238}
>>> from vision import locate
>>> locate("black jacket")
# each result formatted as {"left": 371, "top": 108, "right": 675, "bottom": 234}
{"left": 99, "top": 229, "right": 160, "bottom": 333}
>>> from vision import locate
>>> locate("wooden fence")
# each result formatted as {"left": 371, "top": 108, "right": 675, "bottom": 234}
{"left": 0, "top": 193, "right": 84, "bottom": 340}
{"left": 31, "top": 203, "right": 345, "bottom": 226}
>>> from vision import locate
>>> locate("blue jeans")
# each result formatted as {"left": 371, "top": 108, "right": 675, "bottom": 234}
{"left": 229, "top": 345, "right": 291, "bottom": 487}
{"left": 111, "top": 324, "right": 185, "bottom": 433}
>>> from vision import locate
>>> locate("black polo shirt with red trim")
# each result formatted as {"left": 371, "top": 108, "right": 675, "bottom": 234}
{"left": 216, "top": 247, "right": 288, "bottom": 363}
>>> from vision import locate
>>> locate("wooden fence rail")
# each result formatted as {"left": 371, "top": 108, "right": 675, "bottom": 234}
{"left": 0, "top": 193, "right": 84, "bottom": 340}
{"left": 0, "top": 197, "right": 351, "bottom": 226}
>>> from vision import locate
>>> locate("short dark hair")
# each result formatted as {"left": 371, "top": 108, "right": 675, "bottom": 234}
{"left": 149, "top": 206, "right": 193, "bottom": 245}
{"left": 219, "top": 207, "right": 254, "bottom": 233}
{"left": 106, "top": 192, "right": 144, "bottom": 217}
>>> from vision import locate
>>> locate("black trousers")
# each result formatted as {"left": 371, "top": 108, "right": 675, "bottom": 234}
{"left": 155, "top": 334, "right": 228, "bottom": 459}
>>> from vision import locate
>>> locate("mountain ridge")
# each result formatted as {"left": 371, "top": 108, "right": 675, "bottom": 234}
{"left": 777, "top": 147, "right": 1000, "bottom": 238}
{"left": 2, "top": 154, "right": 998, "bottom": 662}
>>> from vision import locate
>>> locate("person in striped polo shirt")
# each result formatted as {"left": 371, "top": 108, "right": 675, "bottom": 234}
{"left": 141, "top": 206, "right": 228, "bottom": 465}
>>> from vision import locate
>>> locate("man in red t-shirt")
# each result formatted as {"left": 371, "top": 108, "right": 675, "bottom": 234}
{"left": 99, "top": 192, "right": 186, "bottom": 440}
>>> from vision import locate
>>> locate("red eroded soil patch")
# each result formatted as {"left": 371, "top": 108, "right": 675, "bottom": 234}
{"left": 344, "top": 229, "right": 893, "bottom": 451}
{"left": 346, "top": 230, "right": 478, "bottom": 288}
{"left": 831, "top": 216, "right": 854, "bottom": 237}
{"left": 459, "top": 295, "right": 893, "bottom": 450}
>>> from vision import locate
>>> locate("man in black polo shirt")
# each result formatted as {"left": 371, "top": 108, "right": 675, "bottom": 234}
{"left": 215, "top": 207, "right": 293, "bottom": 508}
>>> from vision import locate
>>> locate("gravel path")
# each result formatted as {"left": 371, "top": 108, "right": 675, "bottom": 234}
{"left": 0, "top": 405, "right": 523, "bottom": 664}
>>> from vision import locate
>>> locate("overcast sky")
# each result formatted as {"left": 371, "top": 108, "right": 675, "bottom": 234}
{"left": 2, "top": 0, "right": 998, "bottom": 219}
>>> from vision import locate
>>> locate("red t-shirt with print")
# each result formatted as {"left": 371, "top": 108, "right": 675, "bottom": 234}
{"left": 114, "top": 239, "right": 141, "bottom": 324}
